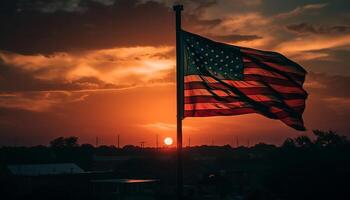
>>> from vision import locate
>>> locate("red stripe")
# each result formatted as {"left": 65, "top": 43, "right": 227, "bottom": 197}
{"left": 244, "top": 63, "right": 305, "bottom": 84}
{"left": 184, "top": 102, "right": 249, "bottom": 110}
{"left": 240, "top": 48, "right": 306, "bottom": 74}
{"left": 184, "top": 107, "right": 305, "bottom": 130}
{"left": 185, "top": 82, "right": 304, "bottom": 95}
{"left": 262, "top": 61, "right": 305, "bottom": 76}
{"left": 244, "top": 75, "right": 301, "bottom": 87}
{"left": 184, "top": 82, "right": 307, "bottom": 99}
{"left": 184, "top": 108, "right": 257, "bottom": 117}
{"left": 184, "top": 96, "right": 305, "bottom": 107}
{"left": 185, "top": 74, "right": 303, "bottom": 88}
{"left": 184, "top": 107, "right": 302, "bottom": 120}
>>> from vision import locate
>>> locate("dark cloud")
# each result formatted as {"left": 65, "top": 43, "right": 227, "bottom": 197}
{"left": 0, "top": 60, "right": 120, "bottom": 92}
{"left": 210, "top": 34, "right": 262, "bottom": 43}
{"left": 286, "top": 23, "right": 350, "bottom": 35}
{"left": 306, "top": 72, "right": 350, "bottom": 98}
{"left": 0, "top": 0, "right": 175, "bottom": 54}
{"left": 8, "top": 0, "right": 117, "bottom": 13}
{"left": 185, "top": 15, "right": 222, "bottom": 28}
{"left": 300, "top": 49, "right": 350, "bottom": 75}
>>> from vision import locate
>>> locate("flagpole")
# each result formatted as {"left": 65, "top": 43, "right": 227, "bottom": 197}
{"left": 173, "top": 4, "right": 184, "bottom": 200}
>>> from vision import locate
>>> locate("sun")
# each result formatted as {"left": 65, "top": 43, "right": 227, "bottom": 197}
{"left": 164, "top": 137, "right": 173, "bottom": 146}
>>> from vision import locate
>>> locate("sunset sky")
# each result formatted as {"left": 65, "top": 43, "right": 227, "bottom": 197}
{"left": 1, "top": 0, "right": 350, "bottom": 146}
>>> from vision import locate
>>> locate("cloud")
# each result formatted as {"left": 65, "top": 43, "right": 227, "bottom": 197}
{"left": 275, "top": 34, "right": 350, "bottom": 57}
{"left": 306, "top": 72, "right": 350, "bottom": 98}
{"left": 0, "top": 91, "right": 89, "bottom": 112}
{"left": 276, "top": 3, "right": 328, "bottom": 19}
{"left": 211, "top": 34, "right": 262, "bottom": 43}
{"left": 0, "top": 0, "right": 175, "bottom": 54}
{"left": 0, "top": 45, "right": 175, "bottom": 112}
{"left": 0, "top": 45, "right": 175, "bottom": 92}
{"left": 286, "top": 23, "right": 350, "bottom": 35}
{"left": 16, "top": 0, "right": 117, "bottom": 13}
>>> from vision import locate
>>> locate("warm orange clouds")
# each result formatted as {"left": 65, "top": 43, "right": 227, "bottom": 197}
{"left": 1, "top": 46, "right": 175, "bottom": 88}
{"left": 0, "top": 46, "right": 175, "bottom": 113}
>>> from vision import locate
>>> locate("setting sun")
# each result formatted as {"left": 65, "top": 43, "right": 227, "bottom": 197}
{"left": 164, "top": 137, "right": 173, "bottom": 146}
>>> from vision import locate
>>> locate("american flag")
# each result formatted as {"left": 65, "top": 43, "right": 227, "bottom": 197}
{"left": 182, "top": 30, "right": 308, "bottom": 131}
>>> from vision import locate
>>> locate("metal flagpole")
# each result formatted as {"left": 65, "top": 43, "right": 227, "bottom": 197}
{"left": 173, "top": 4, "right": 184, "bottom": 200}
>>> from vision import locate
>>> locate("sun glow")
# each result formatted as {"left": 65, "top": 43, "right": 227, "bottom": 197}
{"left": 164, "top": 137, "right": 173, "bottom": 146}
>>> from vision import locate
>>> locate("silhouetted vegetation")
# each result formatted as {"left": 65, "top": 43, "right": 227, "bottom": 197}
{"left": 0, "top": 130, "right": 349, "bottom": 200}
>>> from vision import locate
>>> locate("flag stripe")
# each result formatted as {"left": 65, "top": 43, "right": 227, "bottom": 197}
{"left": 185, "top": 102, "right": 304, "bottom": 112}
{"left": 244, "top": 66, "right": 288, "bottom": 80}
{"left": 185, "top": 82, "right": 307, "bottom": 96}
{"left": 184, "top": 96, "right": 305, "bottom": 107}
{"left": 185, "top": 102, "right": 249, "bottom": 110}
{"left": 184, "top": 89, "right": 305, "bottom": 105}
{"left": 244, "top": 62, "right": 305, "bottom": 84}
{"left": 185, "top": 74, "right": 303, "bottom": 88}
{"left": 240, "top": 48, "right": 306, "bottom": 74}
{"left": 184, "top": 107, "right": 304, "bottom": 123}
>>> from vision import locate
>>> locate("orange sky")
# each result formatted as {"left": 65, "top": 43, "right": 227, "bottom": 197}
{"left": 1, "top": 0, "right": 350, "bottom": 146}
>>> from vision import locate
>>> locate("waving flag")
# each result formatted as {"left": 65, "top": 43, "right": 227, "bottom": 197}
{"left": 182, "top": 30, "right": 308, "bottom": 130}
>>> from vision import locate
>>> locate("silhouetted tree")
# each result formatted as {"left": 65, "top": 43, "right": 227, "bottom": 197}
{"left": 295, "top": 135, "right": 313, "bottom": 148}
{"left": 65, "top": 136, "right": 79, "bottom": 147}
{"left": 49, "top": 137, "right": 65, "bottom": 148}
{"left": 313, "top": 130, "right": 348, "bottom": 147}
{"left": 282, "top": 138, "right": 296, "bottom": 148}
{"left": 49, "top": 136, "right": 79, "bottom": 148}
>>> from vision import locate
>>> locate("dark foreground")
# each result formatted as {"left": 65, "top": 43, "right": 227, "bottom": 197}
{"left": 0, "top": 130, "right": 349, "bottom": 200}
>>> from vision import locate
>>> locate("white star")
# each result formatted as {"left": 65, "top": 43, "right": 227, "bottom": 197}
{"left": 216, "top": 55, "right": 219, "bottom": 57}
{"left": 226, "top": 56, "right": 229, "bottom": 59}
{"left": 221, "top": 51, "right": 224, "bottom": 54}
{"left": 225, "top": 64, "right": 228, "bottom": 67}
{"left": 220, "top": 59, "right": 223, "bottom": 62}
{"left": 211, "top": 50, "right": 214, "bottom": 53}
{"left": 219, "top": 67, "right": 222, "bottom": 70}
{"left": 201, "top": 48, "right": 204, "bottom": 51}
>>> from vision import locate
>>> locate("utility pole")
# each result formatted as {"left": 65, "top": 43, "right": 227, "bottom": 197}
{"left": 117, "top": 134, "right": 120, "bottom": 148}
{"left": 140, "top": 141, "right": 145, "bottom": 148}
